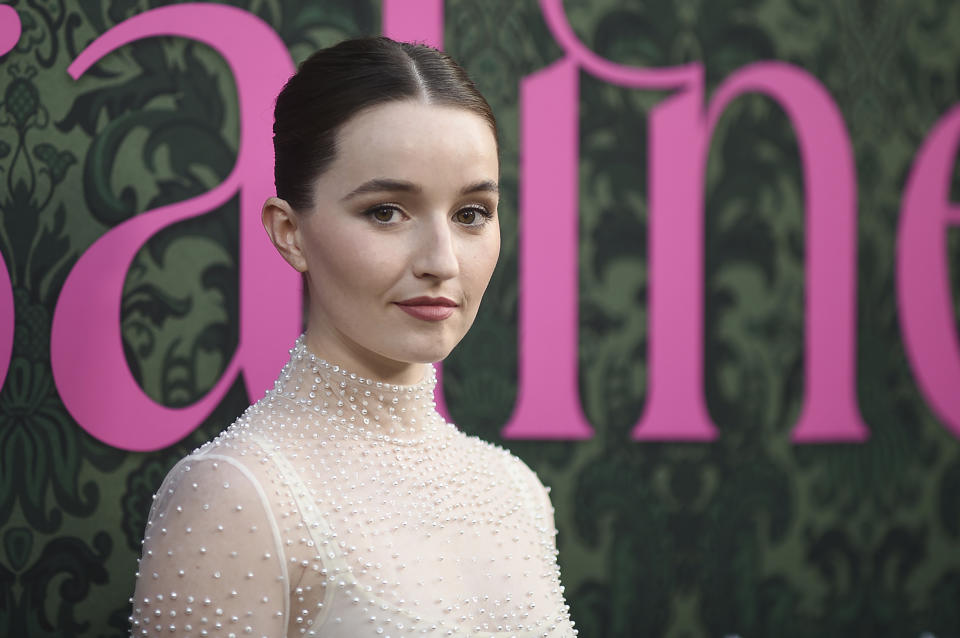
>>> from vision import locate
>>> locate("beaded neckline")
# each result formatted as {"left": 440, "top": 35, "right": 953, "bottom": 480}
{"left": 294, "top": 333, "right": 437, "bottom": 394}
{"left": 262, "top": 334, "right": 447, "bottom": 445}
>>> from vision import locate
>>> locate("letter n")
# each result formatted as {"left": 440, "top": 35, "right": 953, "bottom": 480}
{"left": 633, "top": 62, "right": 869, "bottom": 442}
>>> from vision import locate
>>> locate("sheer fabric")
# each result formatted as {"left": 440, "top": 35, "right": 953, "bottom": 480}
{"left": 131, "top": 336, "right": 577, "bottom": 637}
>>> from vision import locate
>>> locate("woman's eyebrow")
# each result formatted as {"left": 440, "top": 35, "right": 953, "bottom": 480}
{"left": 341, "top": 178, "right": 499, "bottom": 202}
{"left": 461, "top": 180, "right": 499, "bottom": 195}
{"left": 341, "top": 178, "right": 420, "bottom": 201}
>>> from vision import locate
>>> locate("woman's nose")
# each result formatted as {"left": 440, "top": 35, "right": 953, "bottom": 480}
{"left": 412, "top": 219, "right": 459, "bottom": 280}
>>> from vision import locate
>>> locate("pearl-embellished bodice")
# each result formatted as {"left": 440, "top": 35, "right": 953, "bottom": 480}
{"left": 130, "top": 336, "right": 577, "bottom": 637}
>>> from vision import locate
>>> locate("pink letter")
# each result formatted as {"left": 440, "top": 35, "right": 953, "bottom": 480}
{"left": 510, "top": 0, "right": 867, "bottom": 442}
{"left": 51, "top": 5, "right": 299, "bottom": 451}
{"left": 635, "top": 63, "right": 868, "bottom": 442}
{"left": 897, "top": 104, "right": 960, "bottom": 438}
{"left": 703, "top": 64, "right": 868, "bottom": 443}
{"left": 501, "top": 59, "right": 593, "bottom": 439}
{"left": 630, "top": 62, "right": 870, "bottom": 442}
{"left": 501, "top": 0, "right": 705, "bottom": 440}
{"left": 0, "top": 4, "right": 21, "bottom": 57}
{"left": 502, "top": 0, "right": 701, "bottom": 439}
{"left": 501, "top": 0, "right": 702, "bottom": 440}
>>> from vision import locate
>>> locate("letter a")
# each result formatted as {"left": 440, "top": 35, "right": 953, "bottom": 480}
{"left": 51, "top": 5, "right": 298, "bottom": 451}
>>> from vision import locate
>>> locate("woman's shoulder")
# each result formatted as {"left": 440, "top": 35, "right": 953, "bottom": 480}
{"left": 133, "top": 421, "right": 292, "bottom": 636}
{"left": 459, "top": 430, "right": 554, "bottom": 506}
{"left": 154, "top": 410, "right": 279, "bottom": 500}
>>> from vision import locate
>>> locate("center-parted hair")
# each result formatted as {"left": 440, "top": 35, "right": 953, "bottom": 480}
{"left": 273, "top": 37, "right": 498, "bottom": 212}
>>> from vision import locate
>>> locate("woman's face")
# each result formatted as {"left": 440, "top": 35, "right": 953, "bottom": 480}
{"left": 288, "top": 100, "right": 500, "bottom": 382}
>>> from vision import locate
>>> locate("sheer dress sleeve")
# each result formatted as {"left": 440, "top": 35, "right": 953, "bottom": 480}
{"left": 130, "top": 454, "right": 290, "bottom": 637}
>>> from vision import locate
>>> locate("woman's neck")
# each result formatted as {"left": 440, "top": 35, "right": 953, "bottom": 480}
{"left": 304, "top": 326, "right": 430, "bottom": 386}
{"left": 270, "top": 334, "right": 445, "bottom": 442}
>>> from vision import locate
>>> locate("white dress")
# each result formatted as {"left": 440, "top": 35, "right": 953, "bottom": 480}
{"left": 130, "top": 336, "right": 577, "bottom": 637}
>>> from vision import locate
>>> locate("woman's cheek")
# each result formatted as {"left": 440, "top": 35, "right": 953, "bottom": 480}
{"left": 476, "top": 235, "right": 500, "bottom": 284}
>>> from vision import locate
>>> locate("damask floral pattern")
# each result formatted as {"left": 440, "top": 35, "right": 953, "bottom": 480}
{"left": 0, "top": 51, "right": 121, "bottom": 537}
{"left": 0, "top": 0, "right": 959, "bottom": 636}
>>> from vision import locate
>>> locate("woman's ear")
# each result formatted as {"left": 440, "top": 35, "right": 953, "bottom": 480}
{"left": 262, "top": 197, "right": 307, "bottom": 272}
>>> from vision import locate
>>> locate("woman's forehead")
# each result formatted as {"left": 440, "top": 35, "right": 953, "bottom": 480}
{"left": 318, "top": 101, "right": 499, "bottom": 195}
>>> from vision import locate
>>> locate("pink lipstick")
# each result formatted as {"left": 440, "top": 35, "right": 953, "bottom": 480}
{"left": 394, "top": 296, "right": 457, "bottom": 322}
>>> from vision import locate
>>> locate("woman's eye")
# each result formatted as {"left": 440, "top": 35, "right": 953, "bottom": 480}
{"left": 454, "top": 206, "right": 491, "bottom": 226}
{"left": 455, "top": 209, "right": 476, "bottom": 224}
{"left": 367, "top": 206, "right": 402, "bottom": 224}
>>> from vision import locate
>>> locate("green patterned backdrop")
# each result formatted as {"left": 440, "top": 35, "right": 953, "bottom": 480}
{"left": 1, "top": 0, "right": 959, "bottom": 636}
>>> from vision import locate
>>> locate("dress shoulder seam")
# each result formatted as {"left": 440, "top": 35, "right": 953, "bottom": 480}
{"left": 194, "top": 452, "right": 292, "bottom": 627}
{"left": 244, "top": 434, "right": 336, "bottom": 630}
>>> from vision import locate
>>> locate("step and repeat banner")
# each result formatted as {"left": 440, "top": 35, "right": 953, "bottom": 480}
{"left": 1, "top": 0, "right": 959, "bottom": 635}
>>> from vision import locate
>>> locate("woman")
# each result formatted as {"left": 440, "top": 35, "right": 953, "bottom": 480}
{"left": 130, "top": 37, "right": 576, "bottom": 637}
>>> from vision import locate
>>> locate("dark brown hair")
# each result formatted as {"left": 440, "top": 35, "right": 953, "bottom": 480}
{"left": 273, "top": 36, "right": 498, "bottom": 211}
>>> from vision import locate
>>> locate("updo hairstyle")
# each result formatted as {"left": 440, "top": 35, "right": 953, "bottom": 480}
{"left": 273, "top": 36, "right": 498, "bottom": 212}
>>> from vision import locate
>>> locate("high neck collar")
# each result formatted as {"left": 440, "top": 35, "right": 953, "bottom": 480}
{"left": 266, "top": 335, "right": 446, "bottom": 442}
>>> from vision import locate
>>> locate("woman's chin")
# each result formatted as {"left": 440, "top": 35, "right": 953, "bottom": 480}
{"left": 392, "top": 340, "right": 460, "bottom": 366}
{"left": 405, "top": 347, "right": 456, "bottom": 366}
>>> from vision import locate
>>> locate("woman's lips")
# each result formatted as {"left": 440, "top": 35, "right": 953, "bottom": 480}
{"left": 394, "top": 297, "right": 457, "bottom": 322}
